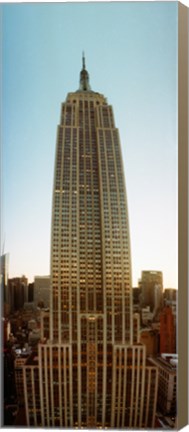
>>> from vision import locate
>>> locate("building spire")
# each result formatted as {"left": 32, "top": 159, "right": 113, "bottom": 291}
{"left": 79, "top": 52, "right": 91, "bottom": 91}
{"left": 82, "top": 51, "right": 86, "bottom": 70}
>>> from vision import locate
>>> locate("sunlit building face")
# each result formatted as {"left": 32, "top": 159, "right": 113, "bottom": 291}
{"left": 23, "top": 57, "right": 158, "bottom": 429}
{"left": 50, "top": 55, "right": 132, "bottom": 346}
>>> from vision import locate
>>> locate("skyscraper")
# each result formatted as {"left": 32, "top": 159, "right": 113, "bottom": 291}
{"left": 139, "top": 270, "right": 163, "bottom": 312}
{"left": 23, "top": 56, "right": 158, "bottom": 428}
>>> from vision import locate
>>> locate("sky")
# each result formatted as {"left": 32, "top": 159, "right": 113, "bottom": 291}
{"left": 1, "top": 2, "right": 178, "bottom": 288}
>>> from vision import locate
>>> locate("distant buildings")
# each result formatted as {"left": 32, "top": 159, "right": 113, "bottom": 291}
{"left": 28, "top": 282, "right": 34, "bottom": 303}
{"left": 164, "top": 288, "right": 177, "bottom": 303}
{"left": 8, "top": 276, "right": 28, "bottom": 313}
{"left": 0, "top": 254, "right": 9, "bottom": 289}
{"left": 2, "top": 274, "right": 50, "bottom": 315}
{"left": 133, "top": 283, "right": 177, "bottom": 355}
{"left": 139, "top": 270, "right": 163, "bottom": 312}
{"left": 1, "top": 254, "right": 9, "bottom": 312}
{"left": 33, "top": 276, "right": 50, "bottom": 309}
{"left": 132, "top": 287, "right": 141, "bottom": 313}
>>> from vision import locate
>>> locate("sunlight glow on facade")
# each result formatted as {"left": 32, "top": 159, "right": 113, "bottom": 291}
{"left": 23, "top": 57, "right": 158, "bottom": 428}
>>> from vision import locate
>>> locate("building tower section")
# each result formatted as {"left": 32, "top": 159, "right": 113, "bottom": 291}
{"left": 50, "top": 59, "right": 132, "bottom": 346}
{"left": 23, "top": 56, "right": 158, "bottom": 428}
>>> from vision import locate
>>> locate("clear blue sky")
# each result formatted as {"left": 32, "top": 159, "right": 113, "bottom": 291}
{"left": 1, "top": 2, "right": 178, "bottom": 288}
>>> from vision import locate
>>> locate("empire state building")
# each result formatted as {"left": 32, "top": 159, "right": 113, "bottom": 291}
{"left": 23, "top": 56, "right": 158, "bottom": 428}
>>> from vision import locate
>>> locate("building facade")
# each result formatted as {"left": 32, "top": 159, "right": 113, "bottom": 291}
{"left": 140, "top": 328, "right": 159, "bottom": 357}
{"left": 33, "top": 276, "right": 50, "bottom": 308}
{"left": 23, "top": 57, "right": 158, "bottom": 428}
{"left": 28, "top": 282, "right": 34, "bottom": 303}
{"left": 7, "top": 276, "right": 28, "bottom": 313}
{"left": 139, "top": 270, "right": 163, "bottom": 312}
{"left": 160, "top": 306, "right": 176, "bottom": 354}
{"left": 150, "top": 354, "right": 177, "bottom": 416}
{"left": 163, "top": 288, "right": 177, "bottom": 326}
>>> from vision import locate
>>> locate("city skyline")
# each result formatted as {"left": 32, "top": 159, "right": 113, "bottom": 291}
{"left": 2, "top": 2, "right": 178, "bottom": 288}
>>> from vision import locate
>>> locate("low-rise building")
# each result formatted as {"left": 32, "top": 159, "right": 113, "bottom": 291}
{"left": 40, "top": 310, "right": 50, "bottom": 341}
{"left": 22, "top": 353, "right": 41, "bottom": 426}
{"left": 14, "top": 345, "right": 32, "bottom": 405}
{"left": 140, "top": 328, "right": 159, "bottom": 356}
{"left": 149, "top": 354, "right": 177, "bottom": 416}
{"left": 28, "top": 329, "right": 41, "bottom": 345}
{"left": 28, "top": 319, "right": 38, "bottom": 331}
{"left": 141, "top": 306, "right": 153, "bottom": 325}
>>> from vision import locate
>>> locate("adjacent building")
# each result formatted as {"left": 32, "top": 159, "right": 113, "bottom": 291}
{"left": 22, "top": 56, "right": 158, "bottom": 428}
{"left": 132, "top": 287, "right": 142, "bottom": 313}
{"left": 7, "top": 276, "right": 28, "bottom": 313}
{"left": 33, "top": 276, "right": 50, "bottom": 309}
{"left": 14, "top": 346, "right": 32, "bottom": 405}
{"left": 139, "top": 270, "right": 163, "bottom": 312}
{"left": 160, "top": 306, "right": 176, "bottom": 354}
{"left": 163, "top": 288, "right": 177, "bottom": 325}
{"left": 150, "top": 354, "right": 177, "bottom": 416}
{"left": 140, "top": 328, "right": 159, "bottom": 357}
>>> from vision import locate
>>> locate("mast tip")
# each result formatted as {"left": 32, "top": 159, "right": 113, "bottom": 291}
{"left": 82, "top": 51, "right": 86, "bottom": 69}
